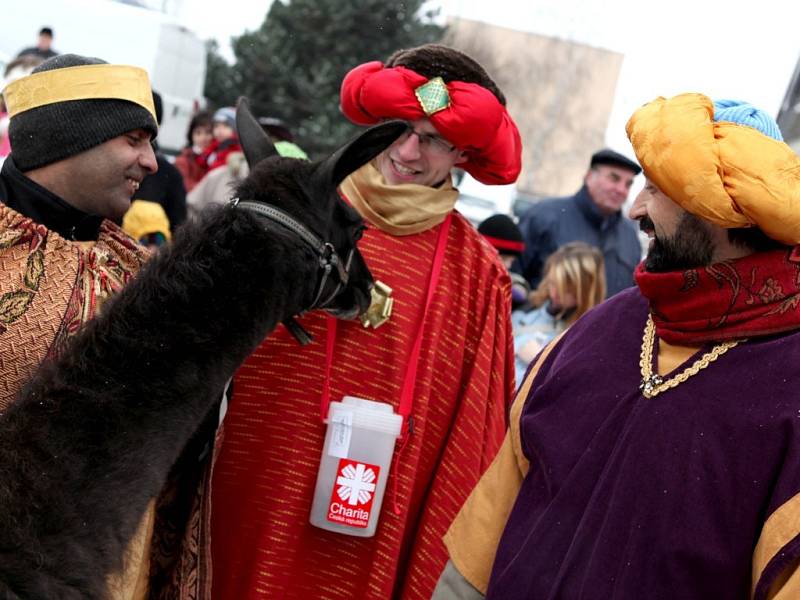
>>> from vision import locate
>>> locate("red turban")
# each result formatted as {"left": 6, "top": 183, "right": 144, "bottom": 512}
{"left": 340, "top": 61, "right": 522, "bottom": 185}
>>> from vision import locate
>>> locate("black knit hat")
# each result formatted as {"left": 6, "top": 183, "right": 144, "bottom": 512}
{"left": 8, "top": 54, "right": 158, "bottom": 171}
{"left": 477, "top": 214, "right": 525, "bottom": 257}
{"left": 590, "top": 148, "right": 641, "bottom": 175}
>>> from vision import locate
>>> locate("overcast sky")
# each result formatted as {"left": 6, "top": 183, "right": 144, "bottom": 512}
{"left": 177, "top": 0, "right": 273, "bottom": 59}
{"left": 442, "top": 0, "right": 800, "bottom": 158}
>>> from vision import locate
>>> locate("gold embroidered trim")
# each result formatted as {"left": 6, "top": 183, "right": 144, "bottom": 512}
{"left": 638, "top": 315, "right": 740, "bottom": 399}
{"left": 4, "top": 64, "right": 156, "bottom": 120}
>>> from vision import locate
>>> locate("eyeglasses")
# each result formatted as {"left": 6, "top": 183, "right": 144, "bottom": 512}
{"left": 398, "top": 124, "right": 457, "bottom": 155}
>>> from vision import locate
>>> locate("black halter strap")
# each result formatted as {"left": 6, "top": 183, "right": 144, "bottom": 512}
{"left": 233, "top": 198, "right": 355, "bottom": 345}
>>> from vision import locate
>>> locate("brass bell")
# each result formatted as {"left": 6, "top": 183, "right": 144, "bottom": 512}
{"left": 360, "top": 280, "right": 394, "bottom": 329}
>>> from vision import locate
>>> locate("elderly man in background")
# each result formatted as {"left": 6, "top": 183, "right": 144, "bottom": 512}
{"left": 515, "top": 148, "right": 642, "bottom": 297}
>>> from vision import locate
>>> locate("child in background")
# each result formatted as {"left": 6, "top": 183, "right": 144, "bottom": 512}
{"left": 122, "top": 200, "right": 172, "bottom": 248}
{"left": 198, "top": 107, "right": 243, "bottom": 172}
{"left": 187, "top": 116, "right": 308, "bottom": 219}
{"left": 174, "top": 111, "right": 213, "bottom": 193}
{"left": 513, "top": 242, "right": 606, "bottom": 384}
{"left": 477, "top": 214, "right": 530, "bottom": 310}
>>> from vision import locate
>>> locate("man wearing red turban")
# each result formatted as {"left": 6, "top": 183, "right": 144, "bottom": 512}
{"left": 204, "top": 44, "right": 523, "bottom": 599}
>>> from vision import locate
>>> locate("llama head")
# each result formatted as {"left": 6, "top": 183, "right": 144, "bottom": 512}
{"left": 234, "top": 98, "right": 406, "bottom": 319}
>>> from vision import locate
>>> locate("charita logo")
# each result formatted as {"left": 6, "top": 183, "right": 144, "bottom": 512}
{"left": 327, "top": 458, "right": 381, "bottom": 528}
{"left": 337, "top": 462, "right": 377, "bottom": 504}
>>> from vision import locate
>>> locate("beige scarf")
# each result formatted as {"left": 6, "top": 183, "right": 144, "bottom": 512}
{"left": 339, "top": 161, "right": 458, "bottom": 236}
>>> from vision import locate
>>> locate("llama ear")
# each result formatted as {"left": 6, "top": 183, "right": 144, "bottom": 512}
{"left": 321, "top": 120, "right": 408, "bottom": 186}
{"left": 236, "top": 97, "right": 278, "bottom": 168}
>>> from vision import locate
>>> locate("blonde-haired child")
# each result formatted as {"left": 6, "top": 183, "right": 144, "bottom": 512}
{"left": 513, "top": 241, "right": 606, "bottom": 384}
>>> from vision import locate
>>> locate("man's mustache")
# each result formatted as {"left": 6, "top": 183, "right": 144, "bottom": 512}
{"left": 639, "top": 216, "right": 655, "bottom": 233}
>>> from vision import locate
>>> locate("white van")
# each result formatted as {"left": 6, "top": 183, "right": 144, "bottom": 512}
{"left": 0, "top": 0, "right": 206, "bottom": 154}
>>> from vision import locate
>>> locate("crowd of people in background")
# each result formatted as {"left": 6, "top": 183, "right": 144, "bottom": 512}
{"left": 2, "top": 21, "right": 800, "bottom": 600}
{"left": 475, "top": 144, "right": 642, "bottom": 382}
{"left": 2, "top": 27, "right": 638, "bottom": 324}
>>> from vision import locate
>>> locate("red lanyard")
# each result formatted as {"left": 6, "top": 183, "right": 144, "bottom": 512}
{"left": 320, "top": 213, "right": 453, "bottom": 437}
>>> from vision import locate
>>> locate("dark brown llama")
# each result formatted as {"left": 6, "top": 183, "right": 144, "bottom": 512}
{"left": 0, "top": 99, "right": 406, "bottom": 599}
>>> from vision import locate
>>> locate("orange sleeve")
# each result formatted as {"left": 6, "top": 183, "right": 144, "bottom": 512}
{"left": 752, "top": 492, "right": 800, "bottom": 599}
{"left": 443, "top": 336, "right": 562, "bottom": 594}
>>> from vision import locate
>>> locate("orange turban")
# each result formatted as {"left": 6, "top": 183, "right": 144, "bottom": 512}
{"left": 626, "top": 93, "right": 800, "bottom": 245}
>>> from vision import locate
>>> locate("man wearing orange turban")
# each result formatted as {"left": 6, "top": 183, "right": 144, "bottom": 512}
{"left": 206, "top": 44, "right": 522, "bottom": 600}
{"left": 434, "top": 94, "right": 800, "bottom": 600}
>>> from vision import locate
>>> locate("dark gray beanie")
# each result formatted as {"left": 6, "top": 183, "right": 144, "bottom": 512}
{"left": 8, "top": 54, "right": 158, "bottom": 171}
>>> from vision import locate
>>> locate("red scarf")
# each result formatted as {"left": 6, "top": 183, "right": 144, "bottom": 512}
{"left": 635, "top": 247, "right": 800, "bottom": 344}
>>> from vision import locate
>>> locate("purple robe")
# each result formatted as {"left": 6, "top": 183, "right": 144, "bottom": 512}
{"left": 488, "top": 288, "right": 800, "bottom": 599}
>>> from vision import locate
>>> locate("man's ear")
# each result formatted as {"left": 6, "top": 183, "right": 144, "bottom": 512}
{"left": 454, "top": 150, "right": 469, "bottom": 166}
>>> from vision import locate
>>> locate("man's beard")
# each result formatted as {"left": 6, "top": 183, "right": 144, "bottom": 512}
{"left": 643, "top": 213, "right": 715, "bottom": 273}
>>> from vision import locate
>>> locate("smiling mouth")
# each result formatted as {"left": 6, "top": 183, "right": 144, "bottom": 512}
{"left": 391, "top": 159, "right": 420, "bottom": 176}
{"left": 127, "top": 177, "right": 141, "bottom": 192}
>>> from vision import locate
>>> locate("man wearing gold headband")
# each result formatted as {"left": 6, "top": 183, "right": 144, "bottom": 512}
{"left": 0, "top": 52, "right": 158, "bottom": 406}
{"left": 0, "top": 54, "right": 159, "bottom": 598}
{"left": 206, "top": 44, "right": 522, "bottom": 599}
{"left": 434, "top": 94, "right": 800, "bottom": 599}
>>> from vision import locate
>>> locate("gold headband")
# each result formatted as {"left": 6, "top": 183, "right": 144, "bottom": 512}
{"left": 3, "top": 64, "right": 156, "bottom": 121}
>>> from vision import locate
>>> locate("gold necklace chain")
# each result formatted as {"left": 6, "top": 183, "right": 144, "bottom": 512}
{"left": 638, "top": 315, "right": 741, "bottom": 399}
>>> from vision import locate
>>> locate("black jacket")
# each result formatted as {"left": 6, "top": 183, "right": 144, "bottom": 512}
{"left": 0, "top": 157, "right": 103, "bottom": 241}
{"left": 134, "top": 154, "right": 187, "bottom": 230}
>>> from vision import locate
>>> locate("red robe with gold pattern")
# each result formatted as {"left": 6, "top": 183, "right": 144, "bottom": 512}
{"left": 209, "top": 209, "right": 515, "bottom": 599}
